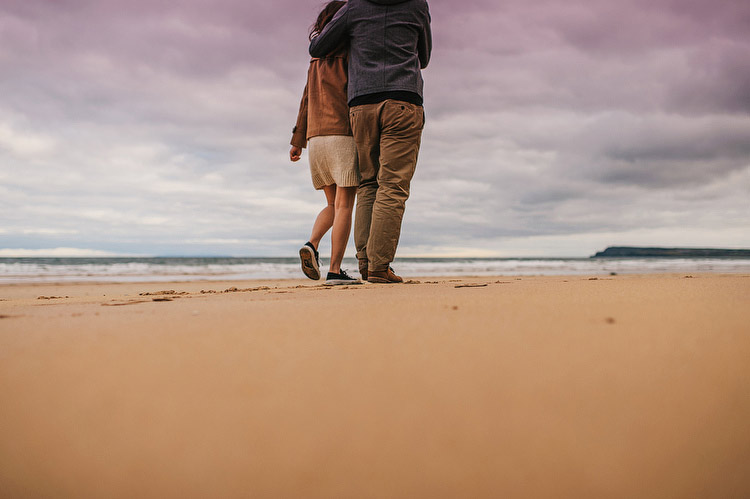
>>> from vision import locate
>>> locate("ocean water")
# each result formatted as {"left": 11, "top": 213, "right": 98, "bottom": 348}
{"left": 1, "top": 257, "right": 749, "bottom": 284}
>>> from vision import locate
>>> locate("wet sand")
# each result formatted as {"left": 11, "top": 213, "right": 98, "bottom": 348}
{"left": 1, "top": 274, "right": 749, "bottom": 498}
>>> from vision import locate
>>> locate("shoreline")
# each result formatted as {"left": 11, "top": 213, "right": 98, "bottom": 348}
{"left": 2, "top": 273, "right": 749, "bottom": 497}
{"left": 3, "top": 256, "right": 749, "bottom": 286}
{"left": 0, "top": 270, "right": 744, "bottom": 289}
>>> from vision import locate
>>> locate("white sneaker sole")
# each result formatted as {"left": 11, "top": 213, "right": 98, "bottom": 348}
{"left": 323, "top": 279, "right": 363, "bottom": 286}
{"left": 299, "top": 246, "right": 320, "bottom": 280}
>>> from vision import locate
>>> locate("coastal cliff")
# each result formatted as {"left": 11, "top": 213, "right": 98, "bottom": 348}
{"left": 592, "top": 247, "right": 750, "bottom": 258}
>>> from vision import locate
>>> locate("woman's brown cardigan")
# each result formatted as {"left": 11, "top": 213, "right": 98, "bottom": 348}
{"left": 291, "top": 47, "right": 351, "bottom": 149}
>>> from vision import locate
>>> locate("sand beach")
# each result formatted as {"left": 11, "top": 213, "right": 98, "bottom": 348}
{"left": 1, "top": 273, "right": 749, "bottom": 497}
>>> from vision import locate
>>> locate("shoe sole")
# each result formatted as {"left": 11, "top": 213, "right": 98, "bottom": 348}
{"left": 299, "top": 246, "right": 320, "bottom": 280}
{"left": 367, "top": 277, "right": 401, "bottom": 284}
{"left": 324, "top": 279, "right": 364, "bottom": 286}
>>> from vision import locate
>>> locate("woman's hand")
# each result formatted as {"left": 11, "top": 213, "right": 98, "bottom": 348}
{"left": 290, "top": 146, "right": 302, "bottom": 162}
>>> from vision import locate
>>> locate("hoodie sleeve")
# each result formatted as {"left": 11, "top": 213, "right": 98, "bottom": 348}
{"left": 418, "top": 4, "right": 432, "bottom": 69}
{"left": 309, "top": 5, "right": 349, "bottom": 58}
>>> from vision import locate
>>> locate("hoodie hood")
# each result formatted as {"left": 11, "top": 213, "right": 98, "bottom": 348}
{"left": 366, "top": 0, "right": 411, "bottom": 5}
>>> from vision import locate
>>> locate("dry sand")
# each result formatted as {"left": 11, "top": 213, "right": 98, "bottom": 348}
{"left": 1, "top": 273, "right": 749, "bottom": 498}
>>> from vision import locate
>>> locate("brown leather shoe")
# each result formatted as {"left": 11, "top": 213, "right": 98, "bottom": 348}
{"left": 359, "top": 260, "right": 368, "bottom": 280}
{"left": 367, "top": 267, "right": 403, "bottom": 284}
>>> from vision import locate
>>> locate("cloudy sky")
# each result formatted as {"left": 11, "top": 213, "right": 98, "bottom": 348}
{"left": 1, "top": 0, "right": 748, "bottom": 258}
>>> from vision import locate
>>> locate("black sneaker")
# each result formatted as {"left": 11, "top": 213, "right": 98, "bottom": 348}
{"left": 324, "top": 269, "right": 363, "bottom": 286}
{"left": 299, "top": 242, "right": 320, "bottom": 280}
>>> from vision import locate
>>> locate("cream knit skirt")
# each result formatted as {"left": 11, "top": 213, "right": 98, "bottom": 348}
{"left": 307, "top": 135, "right": 360, "bottom": 190}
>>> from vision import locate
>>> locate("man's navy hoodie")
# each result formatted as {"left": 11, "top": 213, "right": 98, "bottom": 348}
{"left": 309, "top": 0, "right": 431, "bottom": 106}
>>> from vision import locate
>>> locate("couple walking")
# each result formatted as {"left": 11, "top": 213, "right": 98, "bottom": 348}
{"left": 290, "top": 0, "right": 432, "bottom": 285}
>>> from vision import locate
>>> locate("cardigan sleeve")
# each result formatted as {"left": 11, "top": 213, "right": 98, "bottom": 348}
{"left": 290, "top": 81, "right": 309, "bottom": 148}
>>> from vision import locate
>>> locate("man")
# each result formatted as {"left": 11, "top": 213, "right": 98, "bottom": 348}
{"left": 309, "top": 0, "right": 432, "bottom": 284}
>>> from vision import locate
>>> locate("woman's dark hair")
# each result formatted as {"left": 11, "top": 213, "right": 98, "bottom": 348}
{"left": 309, "top": 1, "right": 346, "bottom": 41}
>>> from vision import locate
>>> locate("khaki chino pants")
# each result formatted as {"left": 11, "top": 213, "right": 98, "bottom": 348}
{"left": 349, "top": 100, "right": 424, "bottom": 272}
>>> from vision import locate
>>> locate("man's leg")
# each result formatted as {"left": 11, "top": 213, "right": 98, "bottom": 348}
{"left": 349, "top": 104, "right": 382, "bottom": 271}
{"left": 367, "top": 100, "right": 424, "bottom": 272}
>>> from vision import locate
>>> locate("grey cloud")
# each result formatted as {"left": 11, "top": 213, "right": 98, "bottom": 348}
{"left": 667, "top": 40, "right": 750, "bottom": 114}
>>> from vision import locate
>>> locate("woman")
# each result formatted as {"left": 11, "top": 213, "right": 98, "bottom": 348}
{"left": 290, "top": 1, "right": 361, "bottom": 285}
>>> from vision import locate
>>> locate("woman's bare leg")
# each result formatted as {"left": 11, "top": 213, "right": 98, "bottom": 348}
{"left": 329, "top": 185, "right": 357, "bottom": 274}
{"left": 309, "top": 185, "right": 336, "bottom": 250}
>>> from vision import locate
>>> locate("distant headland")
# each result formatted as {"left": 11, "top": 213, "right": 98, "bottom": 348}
{"left": 591, "top": 247, "right": 750, "bottom": 258}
